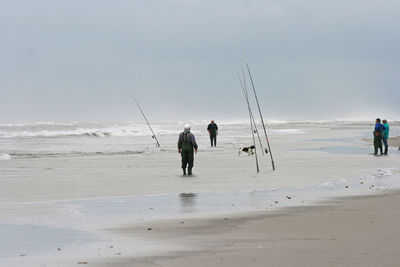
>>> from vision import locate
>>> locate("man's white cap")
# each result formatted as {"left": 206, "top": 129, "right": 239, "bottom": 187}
{"left": 184, "top": 124, "right": 191, "bottom": 131}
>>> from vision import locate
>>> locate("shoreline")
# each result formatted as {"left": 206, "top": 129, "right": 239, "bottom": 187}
{"left": 95, "top": 190, "right": 400, "bottom": 267}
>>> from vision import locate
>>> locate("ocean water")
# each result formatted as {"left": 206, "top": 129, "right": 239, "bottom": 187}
{"left": 0, "top": 120, "right": 382, "bottom": 160}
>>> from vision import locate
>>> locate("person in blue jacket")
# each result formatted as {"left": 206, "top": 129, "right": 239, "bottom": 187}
{"left": 373, "top": 118, "right": 386, "bottom": 155}
{"left": 382, "top": 119, "right": 389, "bottom": 155}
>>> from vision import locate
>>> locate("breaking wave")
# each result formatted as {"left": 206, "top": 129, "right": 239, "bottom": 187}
{"left": 0, "top": 121, "right": 78, "bottom": 127}
{"left": 0, "top": 153, "right": 11, "bottom": 160}
{"left": 0, "top": 120, "right": 367, "bottom": 139}
{"left": 0, "top": 128, "right": 178, "bottom": 139}
{"left": 0, "top": 121, "right": 178, "bottom": 139}
{"left": 8, "top": 150, "right": 146, "bottom": 159}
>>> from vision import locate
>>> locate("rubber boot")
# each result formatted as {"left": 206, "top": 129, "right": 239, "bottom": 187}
{"left": 182, "top": 168, "right": 186, "bottom": 175}
{"left": 188, "top": 168, "right": 192, "bottom": 175}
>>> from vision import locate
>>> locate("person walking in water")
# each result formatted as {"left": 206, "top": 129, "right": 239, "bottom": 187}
{"left": 207, "top": 120, "right": 218, "bottom": 147}
{"left": 178, "top": 124, "right": 198, "bottom": 175}
{"left": 382, "top": 119, "right": 390, "bottom": 155}
{"left": 373, "top": 118, "right": 386, "bottom": 155}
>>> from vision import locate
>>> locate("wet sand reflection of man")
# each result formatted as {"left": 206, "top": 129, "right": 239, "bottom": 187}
{"left": 179, "top": 193, "right": 197, "bottom": 213}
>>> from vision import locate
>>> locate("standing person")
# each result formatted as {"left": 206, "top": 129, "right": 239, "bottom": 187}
{"left": 382, "top": 119, "right": 390, "bottom": 155}
{"left": 178, "top": 124, "right": 198, "bottom": 175}
{"left": 373, "top": 118, "right": 385, "bottom": 155}
{"left": 207, "top": 120, "right": 218, "bottom": 147}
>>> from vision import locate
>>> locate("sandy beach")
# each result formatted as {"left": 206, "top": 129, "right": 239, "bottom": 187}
{"left": 0, "top": 121, "right": 399, "bottom": 266}
{"left": 98, "top": 191, "right": 400, "bottom": 267}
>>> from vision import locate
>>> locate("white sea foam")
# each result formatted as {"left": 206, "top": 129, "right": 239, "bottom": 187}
{"left": 0, "top": 123, "right": 181, "bottom": 138}
{"left": 0, "top": 128, "right": 141, "bottom": 138}
{"left": 0, "top": 153, "right": 11, "bottom": 160}
{"left": 319, "top": 182, "right": 335, "bottom": 187}
{"left": 0, "top": 121, "right": 78, "bottom": 127}
{"left": 376, "top": 168, "right": 393, "bottom": 177}
{"left": 270, "top": 129, "right": 304, "bottom": 134}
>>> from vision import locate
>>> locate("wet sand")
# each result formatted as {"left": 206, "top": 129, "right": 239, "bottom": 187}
{"left": 363, "top": 136, "right": 400, "bottom": 148}
{"left": 389, "top": 136, "right": 400, "bottom": 147}
{"left": 98, "top": 191, "right": 400, "bottom": 267}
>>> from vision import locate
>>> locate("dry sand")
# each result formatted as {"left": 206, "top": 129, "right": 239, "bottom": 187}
{"left": 97, "top": 191, "right": 400, "bottom": 267}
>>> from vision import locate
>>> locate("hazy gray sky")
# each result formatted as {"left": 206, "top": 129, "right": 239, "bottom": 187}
{"left": 1, "top": 0, "right": 399, "bottom": 122}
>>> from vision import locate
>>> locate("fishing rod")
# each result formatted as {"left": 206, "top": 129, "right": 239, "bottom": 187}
{"left": 245, "top": 61, "right": 276, "bottom": 171}
{"left": 237, "top": 70, "right": 259, "bottom": 173}
{"left": 237, "top": 68, "right": 265, "bottom": 156}
{"left": 131, "top": 96, "right": 161, "bottom": 147}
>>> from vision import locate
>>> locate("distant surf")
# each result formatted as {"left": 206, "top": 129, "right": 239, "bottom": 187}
{"left": 0, "top": 153, "right": 11, "bottom": 160}
{"left": 8, "top": 150, "right": 146, "bottom": 159}
{"left": 0, "top": 120, "right": 316, "bottom": 139}
{"left": 0, "top": 124, "right": 178, "bottom": 139}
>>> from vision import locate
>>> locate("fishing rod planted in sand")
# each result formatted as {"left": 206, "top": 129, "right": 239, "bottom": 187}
{"left": 245, "top": 61, "right": 276, "bottom": 171}
{"left": 237, "top": 68, "right": 260, "bottom": 173}
{"left": 131, "top": 96, "right": 161, "bottom": 147}
{"left": 237, "top": 68, "right": 265, "bottom": 156}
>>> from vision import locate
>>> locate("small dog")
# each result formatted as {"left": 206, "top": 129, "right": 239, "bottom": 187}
{"left": 238, "top": 145, "right": 255, "bottom": 156}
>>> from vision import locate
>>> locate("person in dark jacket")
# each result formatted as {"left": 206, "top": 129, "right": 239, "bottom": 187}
{"left": 207, "top": 120, "right": 218, "bottom": 147}
{"left": 178, "top": 124, "right": 198, "bottom": 175}
{"left": 373, "top": 118, "right": 386, "bottom": 155}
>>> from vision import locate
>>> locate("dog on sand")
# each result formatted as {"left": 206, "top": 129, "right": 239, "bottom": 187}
{"left": 238, "top": 145, "right": 255, "bottom": 156}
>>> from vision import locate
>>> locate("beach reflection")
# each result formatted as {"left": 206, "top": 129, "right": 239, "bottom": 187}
{"left": 179, "top": 193, "right": 197, "bottom": 213}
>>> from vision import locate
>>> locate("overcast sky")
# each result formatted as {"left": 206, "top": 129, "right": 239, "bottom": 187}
{"left": 1, "top": 0, "right": 399, "bottom": 122}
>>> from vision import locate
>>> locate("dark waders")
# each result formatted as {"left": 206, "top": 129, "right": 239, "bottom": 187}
{"left": 210, "top": 133, "right": 217, "bottom": 147}
{"left": 382, "top": 137, "right": 388, "bottom": 154}
{"left": 374, "top": 132, "right": 383, "bottom": 155}
{"left": 181, "top": 137, "right": 194, "bottom": 175}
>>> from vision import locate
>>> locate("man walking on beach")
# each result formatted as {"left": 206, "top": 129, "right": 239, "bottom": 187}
{"left": 178, "top": 124, "right": 198, "bottom": 175}
{"left": 207, "top": 120, "right": 218, "bottom": 147}
{"left": 373, "top": 118, "right": 386, "bottom": 155}
{"left": 382, "top": 119, "right": 390, "bottom": 155}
